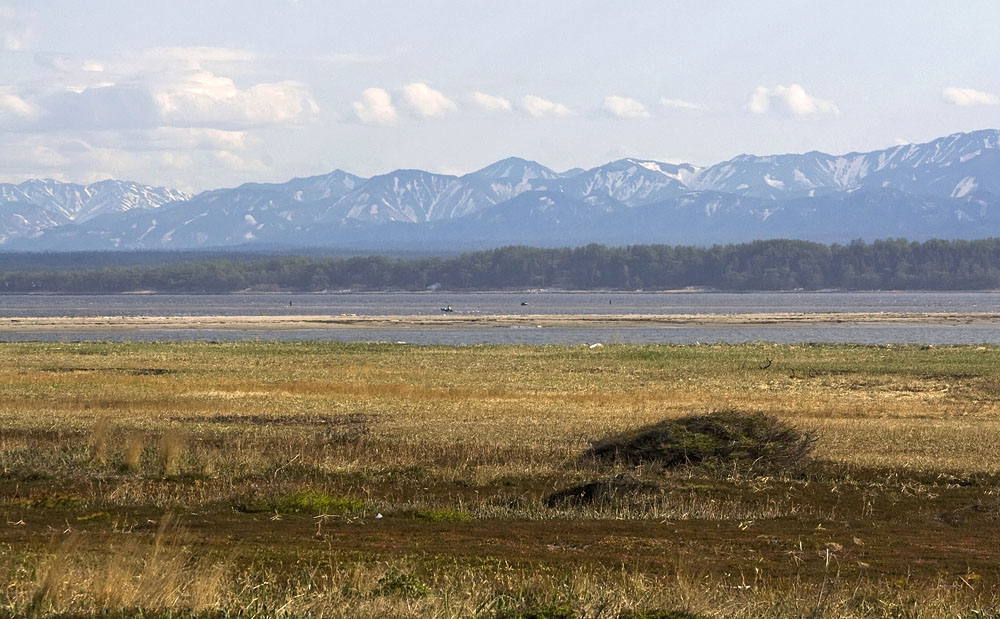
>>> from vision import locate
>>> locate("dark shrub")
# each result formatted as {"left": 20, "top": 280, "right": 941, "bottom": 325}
{"left": 376, "top": 568, "right": 430, "bottom": 598}
{"left": 585, "top": 410, "right": 816, "bottom": 473}
{"left": 545, "top": 474, "right": 660, "bottom": 507}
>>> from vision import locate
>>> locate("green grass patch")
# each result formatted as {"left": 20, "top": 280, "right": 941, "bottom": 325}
{"left": 239, "top": 490, "right": 363, "bottom": 515}
{"left": 15, "top": 492, "right": 82, "bottom": 509}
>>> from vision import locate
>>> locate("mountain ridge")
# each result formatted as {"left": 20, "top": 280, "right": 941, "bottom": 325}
{"left": 2, "top": 129, "right": 999, "bottom": 251}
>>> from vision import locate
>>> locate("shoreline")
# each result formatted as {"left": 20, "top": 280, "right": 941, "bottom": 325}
{"left": 3, "top": 288, "right": 1000, "bottom": 295}
{"left": 0, "top": 311, "right": 998, "bottom": 332}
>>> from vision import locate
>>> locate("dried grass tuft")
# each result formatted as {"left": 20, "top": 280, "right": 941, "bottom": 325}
{"left": 123, "top": 431, "right": 144, "bottom": 472}
{"left": 89, "top": 417, "right": 111, "bottom": 466}
{"left": 159, "top": 430, "right": 186, "bottom": 478}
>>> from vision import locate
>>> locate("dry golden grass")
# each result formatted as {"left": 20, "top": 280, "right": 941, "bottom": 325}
{"left": 9, "top": 547, "right": 999, "bottom": 618}
{"left": 19, "top": 514, "right": 232, "bottom": 616}
{"left": 157, "top": 430, "right": 185, "bottom": 478}
{"left": 2, "top": 341, "right": 1000, "bottom": 617}
{"left": 123, "top": 431, "right": 143, "bottom": 472}
{"left": 88, "top": 417, "right": 110, "bottom": 466}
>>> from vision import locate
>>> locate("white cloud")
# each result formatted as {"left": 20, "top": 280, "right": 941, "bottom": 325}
{"left": 0, "top": 41, "right": 326, "bottom": 189}
{"left": 0, "top": 5, "right": 31, "bottom": 51}
{"left": 746, "top": 86, "right": 771, "bottom": 114}
{"left": 3, "top": 28, "right": 28, "bottom": 51}
{"left": 153, "top": 71, "right": 319, "bottom": 128}
{"left": 519, "top": 94, "right": 572, "bottom": 118}
{"left": 401, "top": 82, "right": 457, "bottom": 118}
{"left": 471, "top": 91, "right": 512, "bottom": 113}
{"left": 159, "top": 152, "right": 194, "bottom": 170}
{"left": 15, "top": 52, "right": 320, "bottom": 132}
{"left": 351, "top": 87, "right": 399, "bottom": 126}
{"left": 433, "top": 164, "right": 468, "bottom": 176}
{"left": 0, "top": 88, "right": 40, "bottom": 122}
{"left": 941, "top": 86, "right": 1000, "bottom": 106}
{"left": 659, "top": 97, "right": 706, "bottom": 111}
{"left": 113, "top": 128, "right": 249, "bottom": 152}
{"left": 35, "top": 53, "right": 104, "bottom": 74}
{"left": 0, "top": 136, "right": 69, "bottom": 172}
{"left": 213, "top": 150, "right": 250, "bottom": 170}
{"left": 139, "top": 46, "right": 256, "bottom": 71}
{"left": 0, "top": 128, "right": 259, "bottom": 191}
{"left": 601, "top": 95, "right": 650, "bottom": 119}
{"left": 317, "top": 52, "right": 380, "bottom": 65}
{"left": 747, "top": 84, "right": 839, "bottom": 117}
{"left": 42, "top": 84, "right": 162, "bottom": 130}
{"left": 0, "top": 134, "right": 130, "bottom": 183}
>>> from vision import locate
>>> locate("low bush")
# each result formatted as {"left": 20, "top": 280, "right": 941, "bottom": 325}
{"left": 375, "top": 568, "right": 430, "bottom": 598}
{"left": 585, "top": 409, "right": 816, "bottom": 473}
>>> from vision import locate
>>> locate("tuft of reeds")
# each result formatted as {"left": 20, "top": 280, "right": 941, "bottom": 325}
{"left": 89, "top": 417, "right": 111, "bottom": 466}
{"left": 158, "top": 430, "right": 185, "bottom": 478}
{"left": 123, "top": 431, "right": 144, "bottom": 472}
{"left": 26, "top": 513, "right": 231, "bottom": 615}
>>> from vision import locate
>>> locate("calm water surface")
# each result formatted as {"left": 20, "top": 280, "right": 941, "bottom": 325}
{"left": 1, "top": 291, "right": 998, "bottom": 345}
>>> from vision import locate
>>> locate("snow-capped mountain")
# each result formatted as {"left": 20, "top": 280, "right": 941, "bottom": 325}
{"left": 0, "top": 179, "right": 189, "bottom": 222}
{"left": 559, "top": 158, "right": 701, "bottom": 207}
{"left": 320, "top": 158, "right": 565, "bottom": 224}
{"left": 3, "top": 129, "right": 1000, "bottom": 251}
{"left": 473, "top": 156, "right": 562, "bottom": 182}
{"left": 229, "top": 169, "right": 365, "bottom": 205}
{"left": 0, "top": 179, "right": 189, "bottom": 244}
{"left": 692, "top": 129, "right": 1000, "bottom": 199}
{"left": 322, "top": 170, "right": 460, "bottom": 223}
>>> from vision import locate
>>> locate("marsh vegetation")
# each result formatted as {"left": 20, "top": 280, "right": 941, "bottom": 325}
{"left": 1, "top": 341, "right": 999, "bottom": 617}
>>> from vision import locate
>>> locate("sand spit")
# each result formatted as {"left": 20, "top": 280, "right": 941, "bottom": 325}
{"left": 0, "top": 312, "right": 998, "bottom": 332}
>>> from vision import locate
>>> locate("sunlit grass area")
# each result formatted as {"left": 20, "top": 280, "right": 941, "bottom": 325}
{"left": 2, "top": 341, "right": 1000, "bottom": 617}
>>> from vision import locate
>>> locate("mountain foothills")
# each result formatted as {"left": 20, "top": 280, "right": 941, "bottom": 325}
{"left": 2, "top": 130, "right": 1000, "bottom": 251}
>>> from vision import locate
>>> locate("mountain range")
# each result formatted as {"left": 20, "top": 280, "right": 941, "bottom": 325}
{"left": 2, "top": 129, "right": 1000, "bottom": 251}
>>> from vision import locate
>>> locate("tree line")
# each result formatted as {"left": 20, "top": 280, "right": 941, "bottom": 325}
{"left": 3, "top": 238, "right": 1000, "bottom": 293}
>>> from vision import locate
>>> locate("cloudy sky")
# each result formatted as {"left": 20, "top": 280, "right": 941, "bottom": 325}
{"left": 1, "top": 1, "right": 998, "bottom": 192}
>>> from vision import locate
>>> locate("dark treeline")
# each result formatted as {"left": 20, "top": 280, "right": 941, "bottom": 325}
{"left": 3, "top": 238, "right": 1000, "bottom": 293}
{"left": 0, "top": 247, "right": 448, "bottom": 271}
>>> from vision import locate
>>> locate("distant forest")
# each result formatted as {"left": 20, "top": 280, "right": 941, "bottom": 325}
{"left": 3, "top": 238, "right": 1000, "bottom": 293}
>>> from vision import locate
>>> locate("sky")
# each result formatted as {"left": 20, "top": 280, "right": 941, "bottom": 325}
{"left": 1, "top": 1, "right": 999, "bottom": 192}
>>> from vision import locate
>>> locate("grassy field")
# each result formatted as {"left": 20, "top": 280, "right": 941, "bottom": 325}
{"left": 1, "top": 341, "right": 1000, "bottom": 617}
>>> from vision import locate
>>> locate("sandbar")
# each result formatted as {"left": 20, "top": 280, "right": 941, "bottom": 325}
{"left": 0, "top": 312, "right": 998, "bottom": 332}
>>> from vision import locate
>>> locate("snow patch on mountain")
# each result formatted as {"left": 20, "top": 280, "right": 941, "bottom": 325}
{"left": 764, "top": 175, "right": 785, "bottom": 189}
{"left": 952, "top": 176, "right": 978, "bottom": 198}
